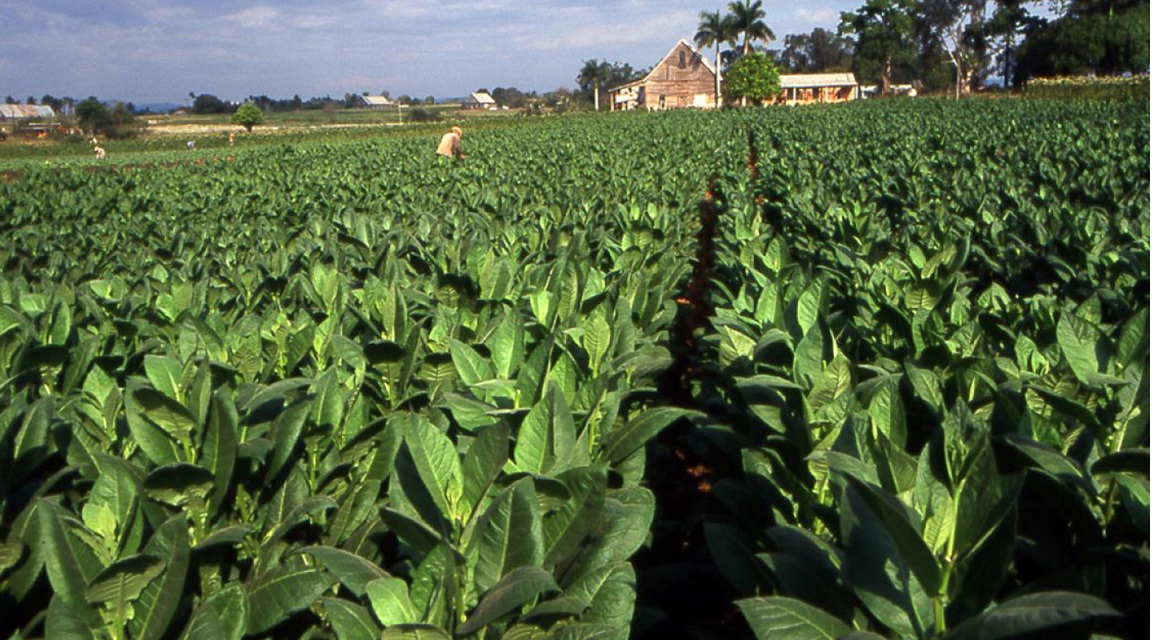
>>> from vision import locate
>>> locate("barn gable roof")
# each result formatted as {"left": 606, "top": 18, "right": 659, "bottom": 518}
{"left": 609, "top": 39, "right": 716, "bottom": 92}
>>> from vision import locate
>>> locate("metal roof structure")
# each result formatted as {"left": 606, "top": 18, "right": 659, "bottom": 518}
{"left": 779, "top": 73, "right": 858, "bottom": 89}
{"left": 358, "top": 95, "right": 394, "bottom": 107}
{"left": 465, "top": 92, "right": 496, "bottom": 105}
{"left": 0, "top": 104, "right": 56, "bottom": 120}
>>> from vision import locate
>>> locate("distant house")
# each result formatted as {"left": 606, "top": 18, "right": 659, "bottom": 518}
{"left": 777, "top": 73, "right": 860, "bottom": 105}
{"left": 356, "top": 95, "right": 394, "bottom": 109}
{"left": 463, "top": 92, "right": 497, "bottom": 110}
{"left": 608, "top": 40, "right": 718, "bottom": 111}
{"left": 0, "top": 104, "right": 56, "bottom": 122}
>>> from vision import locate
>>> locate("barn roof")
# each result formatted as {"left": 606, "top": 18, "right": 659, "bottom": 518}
{"left": 779, "top": 73, "right": 858, "bottom": 89}
{"left": 466, "top": 92, "right": 496, "bottom": 104}
{"left": 359, "top": 95, "right": 393, "bottom": 106}
{"left": 609, "top": 39, "right": 716, "bottom": 92}
{"left": 0, "top": 104, "right": 56, "bottom": 119}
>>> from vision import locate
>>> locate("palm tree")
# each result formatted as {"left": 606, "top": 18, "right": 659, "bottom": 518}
{"left": 577, "top": 59, "right": 607, "bottom": 111}
{"left": 695, "top": 10, "right": 737, "bottom": 108}
{"left": 727, "top": 0, "right": 775, "bottom": 55}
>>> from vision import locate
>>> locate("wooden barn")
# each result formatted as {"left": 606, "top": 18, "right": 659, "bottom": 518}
{"left": 608, "top": 40, "right": 718, "bottom": 111}
{"left": 777, "top": 73, "right": 859, "bottom": 105}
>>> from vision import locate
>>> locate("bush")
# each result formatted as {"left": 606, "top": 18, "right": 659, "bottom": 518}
{"left": 406, "top": 108, "right": 441, "bottom": 123}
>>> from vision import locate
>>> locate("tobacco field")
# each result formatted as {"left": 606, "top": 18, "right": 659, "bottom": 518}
{"left": 0, "top": 98, "right": 1147, "bottom": 639}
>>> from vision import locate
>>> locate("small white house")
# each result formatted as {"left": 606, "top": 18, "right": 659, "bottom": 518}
{"left": 463, "top": 92, "right": 497, "bottom": 110}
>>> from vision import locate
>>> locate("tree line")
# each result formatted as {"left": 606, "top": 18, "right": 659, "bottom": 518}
{"left": 683, "top": 0, "right": 1148, "bottom": 98}
{"left": 573, "top": 0, "right": 1147, "bottom": 105}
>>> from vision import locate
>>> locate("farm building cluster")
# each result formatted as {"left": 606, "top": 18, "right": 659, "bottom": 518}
{"left": 0, "top": 104, "right": 62, "bottom": 137}
{"left": 608, "top": 40, "right": 861, "bottom": 111}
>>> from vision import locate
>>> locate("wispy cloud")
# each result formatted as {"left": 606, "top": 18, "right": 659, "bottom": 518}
{"left": 1, "top": 0, "right": 858, "bottom": 103}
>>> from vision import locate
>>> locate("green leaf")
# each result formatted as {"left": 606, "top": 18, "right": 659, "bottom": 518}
{"left": 300, "top": 546, "right": 390, "bottom": 598}
{"left": 563, "top": 561, "right": 636, "bottom": 632}
{"left": 461, "top": 422, "right": 510, "bottom": 519}
{"left": 737, "top": 597, "right": 851, "bottom": 640}
{"left": 543, "top": 467, "right": 607, "bottom": 567}
{"left": 404, "top": 413, "right": 464, "bottom": 523}
{"left": 144, "top": 354, "right": 184, "bottom": 401}
{"left": 489, "top": 311, "right": 526, "bottom": 380}
{"left": 245, "top": 561, "right": 337, "bottom": 635}
{"left": 598, "top": 406, "right": 698, "bottom": 464}
{"left": 944, "top": 591, "right": 1119, "bottom": 640}
{"left": 839, "top": 478, "right": 939, "bottom": 637}
{"left": 203, "top": 387, "right": 239, "bottom": 515}
{"left": 129, "top": 515, "right": 192, "bottom": 640}
{"left": 45, "top": 594, "right": 98, "bottom": 640}
{"left": 457, "top": 566, "right": 560, "bottom": 636}
{"left": 182, "top": 582, "right": 247, "bottom": 640}
{"left": 265, "top": 399, "right": 309, "bottom": 483}
{"left": 322, "top": 598, "right": 380, "bottom": 640}
{"left": 472, "top": 478, "right": 544, "bottom": 594}
{"left": 143, "top": 463, "right": 215, "bottom": 507}
{"left": 450, "top": 338, "right": 494, "bottom": 386}
{"left": 1057, "top": 313, "right": 1120, "bottom": 387}
{"left": 11, "top": 395, "right": 54, "bottom": 484}
{"left": 367, "top": 576, "right": 418, "bottom": 627}
{"left": 1114, "top": 473, "right": 1149, "bottom": 537}
{"left": 83, "top": 553, "right": 164, "bottom": 605}
{"left": 515, "top": 382, "right": 577, "bottom": 475}
{"left": 125, "top": 385, "right": 187, "bottom": 465}
{"left": 37, "top": 500, "right": 103, "bottom": 626}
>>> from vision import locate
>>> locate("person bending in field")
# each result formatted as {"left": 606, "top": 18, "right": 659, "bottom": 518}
{"left": 436, "top": 126, "right": 465, "bottom": 161}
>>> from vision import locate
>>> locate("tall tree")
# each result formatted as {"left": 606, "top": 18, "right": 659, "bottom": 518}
{"left": 727, "top": 0, "right": 776, "bottom": 55}
{"left": 696, "top": 10, "right": 738, "bottom": 107}
{"left": 779, "top": 28, "right": 855, "bottom": 72}
{"left": 840, "top": 0, "right": 920, "bottom": 95}
{"left": 577, "top": 59, "right": 608, "bottom": 110}
{"left": 919, "top": 0, "right": 992, "bottom": 97}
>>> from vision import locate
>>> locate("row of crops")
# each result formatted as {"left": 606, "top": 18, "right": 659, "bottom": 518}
{"left": 0, "top": 98, "right": 1147, "bottom": 639}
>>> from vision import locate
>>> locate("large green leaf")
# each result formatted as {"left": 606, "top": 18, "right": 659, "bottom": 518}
{"left": 457, "top": 566, "right": 560, "bottom": 636}
{"left": 450, "top": 338, "right": 494, "bottom": 386}
{"left": 460, "top": 422, "right": 510, "bottom": 519}
{"left": 182, "top": 581, "right": 248, "bottom": 640}
{"left": 472, "top": 478, "right": 544, "bottom": 594}
{"left": 543, "top": 466, "right": 607, "bottom": 567}
{"left": 737, "top": 597, "right": 851, "bottom": 640}
{"left": 839, "top": 478, "right": 939, "bottom": 637}
{"left": 245, "top": 561, "right": 337, "bottom": 634}
{"left": 1057, "top": 313, "right": 1121, "bottom": 387}
{"left": 598, "top": 406, "right": 698, "bottom": 465}
{"left": 403, "top": 413, "right": 464, "bottom": 524}
{"left": 514, "top": 382, "right": 577, "bottom": 475}
{"left": 129, "top": 514, "right": 192, "bottom": 640}
{"left": 944, "top": 591, "right": 1119, "bottom": 640}
{"left": 203, "top": 387, "right": 239, "bottom": 515}
{"left": 367, "top": 576, "right": 419, "bottom": 627}
{"left": 125, "top": 385, "right": 187, "bottom": 465}
{"left": 83, "top": 553, "right": 164, "bottom": 606}
{"left": 300, "top": 545, "right": 390, "bottom": 598}
{"left": 323, "top": 597, "right": 381, "bottom": 640}
{"left": 36, "top": 500, "right": 103, "bottom": 626}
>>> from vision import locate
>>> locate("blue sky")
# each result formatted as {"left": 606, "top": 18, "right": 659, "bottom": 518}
{"left": 1, "top": 1, "right": 862, "bottom": 104}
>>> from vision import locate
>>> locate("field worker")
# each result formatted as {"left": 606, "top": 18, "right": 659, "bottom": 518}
{"left": 93, "top": 146, "right": 106, "bottom": 160}
{"left": 436, "top": 126, "right": 465, "bottom": 161}
{"left": 228, "top": 132, "right": 235, "bottom": 148}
